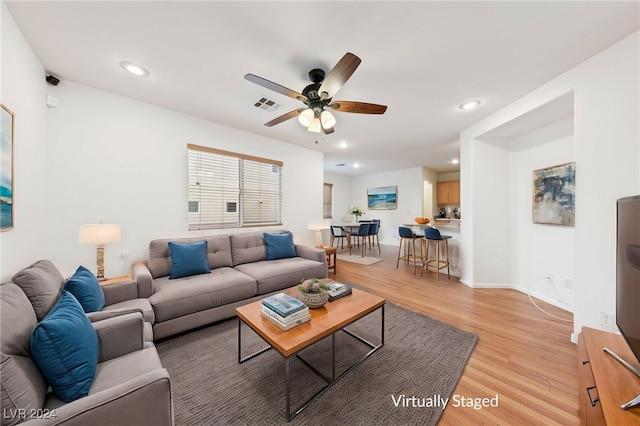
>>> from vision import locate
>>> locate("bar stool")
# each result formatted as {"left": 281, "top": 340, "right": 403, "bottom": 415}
{"left": 396, "top": 226, "right": 423, "bottom": 275}
{"left": 422, "top": 227, "right": 451, "bottom": 281}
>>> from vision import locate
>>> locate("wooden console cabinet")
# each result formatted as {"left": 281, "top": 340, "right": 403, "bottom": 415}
{"left": 578, "top": 327, "right": 640, "bottom": 425}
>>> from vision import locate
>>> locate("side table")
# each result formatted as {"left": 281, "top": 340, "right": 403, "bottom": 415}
{"left": 99, "top": 275, "right": 133, "bottom": 286}
{"left": 323, "top": 246, "right": 337, "bottom": 274}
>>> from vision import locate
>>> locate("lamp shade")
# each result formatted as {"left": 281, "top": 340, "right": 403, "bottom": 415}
{"left": 79, "top": 224, "right": 121, "bottom": 245}
{"left": 320, "top": 110, "right": 336, "bottom": 129}
{"left": 308, "top": 117, "right": 322, "bottom": 133}
{"left": 298, "top": 108, "right": 315, "bottom": 127}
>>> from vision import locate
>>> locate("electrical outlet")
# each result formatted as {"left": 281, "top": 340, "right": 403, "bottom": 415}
{"left": 561, "top": 277, "right": 573, "bottom": 289}
{"left": 600, "top": 311, "right": 614, "bottom": 329}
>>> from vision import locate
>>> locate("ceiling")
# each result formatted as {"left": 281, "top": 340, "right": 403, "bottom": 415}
{"left": 6, "top": 1, "right": 639, "bottom": 175}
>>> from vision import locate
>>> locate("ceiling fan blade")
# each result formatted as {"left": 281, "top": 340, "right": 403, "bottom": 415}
{"left": 244, "top": 74, "right": 307, "bottom": 101}
{"left": 330, "top": 101, "right": 387, "bottom": 114}
{"left": 264, "top": 108, "right": 306, "bottom": 127}
{"left": 318, "top": 52, "right": 361, "bottom": 99}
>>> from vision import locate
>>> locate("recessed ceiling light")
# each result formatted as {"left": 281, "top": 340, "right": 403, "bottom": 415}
{"left": 451, "top": 158, "right": 460, "bottom": 164}
{"left": 459, "top": 100, "right": 481, "bottom": 111}
{"left": 120, "top": 61, "right": 150, "bottom": 77}
{"left": 337, "top": 141, "right": 349, "bottom": 149}
{"left": 353, "top": 163, "right": 360, "bottom": 168}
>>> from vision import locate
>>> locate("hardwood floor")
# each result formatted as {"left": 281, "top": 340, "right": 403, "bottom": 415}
{"left": 333, "top": 243, "right": 579, "bottom": 425}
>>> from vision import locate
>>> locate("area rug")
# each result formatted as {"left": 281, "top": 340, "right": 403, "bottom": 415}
{"left": 157, "top": 302, "right": 478, "bottom": 425}
{"left": 337, "top": 252, "right": 383, "bottom": 265}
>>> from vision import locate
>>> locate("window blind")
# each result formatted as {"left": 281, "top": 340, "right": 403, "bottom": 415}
{"left": 187, "top": 144, "right": 283, "bottom": 230}
{"left": 323, "top": 183, "right": 333, "bottom": 219}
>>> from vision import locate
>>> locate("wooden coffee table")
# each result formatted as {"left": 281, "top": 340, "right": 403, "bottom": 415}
{"left": 236, "top": 286, "right": 385, "bottom": 421}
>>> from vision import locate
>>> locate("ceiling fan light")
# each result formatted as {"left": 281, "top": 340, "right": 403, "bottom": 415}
{"left": 320, "top": 110, "right": 336, "bottom": 129}
{"left": 298, "top": 108, "right": 314, "bottom": 127}
{"left": 308, "top": 118, "right": 322, "bottom": 133}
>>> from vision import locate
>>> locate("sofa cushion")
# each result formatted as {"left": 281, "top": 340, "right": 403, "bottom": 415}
{"left": 148, "top": 235, "right": 233, "bottom": 279}
{"left": 234, "top": 257, "right": 327, "bottom": 295}
{"left": 12, "top": 260, "right": 64, "bottom": 321}
{"left": 168, "top": 241, "right": 211, "bottom": 279}
{"left": 30, "top": 291, "right": 100, "bottom": 402}
{"left": 149, "top": 267, "right": 257, "bottom": 322}
{"left": 230, "top": 232, "right": 267, "bottom": 266}
{"left": 1, "top": 283, "right": 48, "bottom": 425}
{"left": 264, "top": 232, "right": 296, "bottom": 260}
{"left": 63, "top": 265, "right": 105, "bottom": 312}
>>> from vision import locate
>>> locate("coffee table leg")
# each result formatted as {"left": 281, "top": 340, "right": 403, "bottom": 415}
{"left": 285, "top": 357, "right": 291, "bottom": 421}
{"left": 332, "top": 333, "right": 336, "bottom": 381}
{"left": 238, "top": 317, "right": 272, "bottom": 363}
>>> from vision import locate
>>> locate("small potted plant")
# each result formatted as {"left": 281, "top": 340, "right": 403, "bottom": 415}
{"left": 298, "top": 278, "right": 331, "bottom": 308}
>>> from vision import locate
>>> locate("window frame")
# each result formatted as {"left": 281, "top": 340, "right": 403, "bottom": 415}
{"left": 187, "top": 143, "right": 283, "bottom": 230}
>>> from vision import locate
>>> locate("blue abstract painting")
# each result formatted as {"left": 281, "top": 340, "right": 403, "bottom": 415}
{"left": 532, "top": 162, "right": 575, "bottom": 226}
{"left": 1, "top": 105, "right": 14, "bottom": 231}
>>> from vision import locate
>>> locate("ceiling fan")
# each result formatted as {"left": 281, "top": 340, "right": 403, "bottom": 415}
{"left": 245, "top": 52, "right": 387, "bottom": 134}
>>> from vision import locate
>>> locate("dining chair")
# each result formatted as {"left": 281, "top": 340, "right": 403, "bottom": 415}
{"left": 330, "top": 226, "right": 346, "bottom": 249}
{"left": 347, "top": 223, "right": 370, "bottom": 257}
{"left": 367, "top": 220, "right": 381, "bottom": 254}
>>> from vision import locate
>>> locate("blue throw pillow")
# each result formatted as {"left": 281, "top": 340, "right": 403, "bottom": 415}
{"left": 168, "top": 240, "right": 211, "bottom": 279}
{"left": 63, "top": 265, "right": 105, "bottom": 313}
{"left": 30, "top": 291, "right": 100, "bottom": 402}
{"left": 264, "top": 232, "right": 296, "bottom": 260}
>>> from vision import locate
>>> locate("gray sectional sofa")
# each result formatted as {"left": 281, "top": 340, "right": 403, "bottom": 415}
{"left": 0, "top": 262, "right": 172, "bottom": 426}
{"left": 0, "top": 230, "right": 324, "bottom": 425}
{"left": 133, "top": 231, "right": 328, "bottom": 340}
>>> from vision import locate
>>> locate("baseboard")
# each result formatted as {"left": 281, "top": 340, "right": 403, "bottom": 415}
{"left": 458, "top": 280, "right": 574, "bottom": 313}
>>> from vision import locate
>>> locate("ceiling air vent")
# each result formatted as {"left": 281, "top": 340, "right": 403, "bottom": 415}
{"left": 253, "top": 97, "right": 281, "bottom": 113}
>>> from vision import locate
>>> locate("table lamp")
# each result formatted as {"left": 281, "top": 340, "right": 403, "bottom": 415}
{"left": 308, "top": 220, "right": 330, "bottom": 248}
{"left": 79, "top": 224, "right": 121, "bottom": 280}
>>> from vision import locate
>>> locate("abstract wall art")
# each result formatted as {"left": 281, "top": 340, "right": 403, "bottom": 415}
{"left": 532, "top": 162, "right": 576, "bottom": 226}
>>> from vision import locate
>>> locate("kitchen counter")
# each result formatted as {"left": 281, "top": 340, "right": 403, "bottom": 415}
{"left": 403, "top": 222, "right": 461, "bottom": 278}
{"left": 433, "top": 218, "right": 460, "bottom": 228}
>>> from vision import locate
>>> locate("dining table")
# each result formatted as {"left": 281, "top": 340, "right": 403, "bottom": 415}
{"left": 332, "top": 222, "right": 370, "bottom": 252}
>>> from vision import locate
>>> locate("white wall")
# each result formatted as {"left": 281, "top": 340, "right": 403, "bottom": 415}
{"left": 351, "top": 167, "right": 424, "bottom": 246}
{"left": 0, "top": 5, "right": 325, "bottom": 281}
{"left": 0, "top": 4, "right": 49, "bottom": 280}
{"left": 509, "top": 117, "right": 575, "bottom": 310}
{"left": 461, "top": 32, "right": 640, "bottom": 338}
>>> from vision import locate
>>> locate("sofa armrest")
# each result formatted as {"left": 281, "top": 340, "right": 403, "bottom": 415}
{"left": 87, "top": 308, "right": 144, "bottom": 323}
{"left": 92, "top": 312, "right": 144, "bottom": 362}
{"left": 295, "top": 245, "right": 327, "bottom": 264}
{"left": 101, "top": 279, "right": 138, "bottom": 306}
{"left": 132, "top": 261, "right": 154, "bottom": 298}
{"left": 24, "top": 369, "right": 172, "bottom": 425}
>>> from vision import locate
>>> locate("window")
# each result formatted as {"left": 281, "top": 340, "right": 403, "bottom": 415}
{"left": 323, "top": 183, "right": 333, "bottom": 219}
{"left": 187, "top": 144, "right": 283, "bottom": 230}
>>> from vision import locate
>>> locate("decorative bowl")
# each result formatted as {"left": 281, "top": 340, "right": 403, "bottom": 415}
{"left": 298, "top": 291, "right": 329, "bottom": 308}
{"left": 415, "top": 217, "right": 430, "bottom": 225}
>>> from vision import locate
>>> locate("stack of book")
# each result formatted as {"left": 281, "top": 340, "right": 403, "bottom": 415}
{"left": 261, "top": 293, "right": 310, "bottom": 331}
{"left": 328, "top": 281, "right": 352, "bottom": 301}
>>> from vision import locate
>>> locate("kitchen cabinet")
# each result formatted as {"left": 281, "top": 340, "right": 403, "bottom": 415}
{"left": 437, "top": 180, "right": 460, "bottom": 205}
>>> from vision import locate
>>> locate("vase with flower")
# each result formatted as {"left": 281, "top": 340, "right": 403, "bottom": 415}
{"left": 297, "top": 278, "right": 331, "bottom": 308}
{"left": 348, "top": 205, "right": 365, "bottom": 223}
